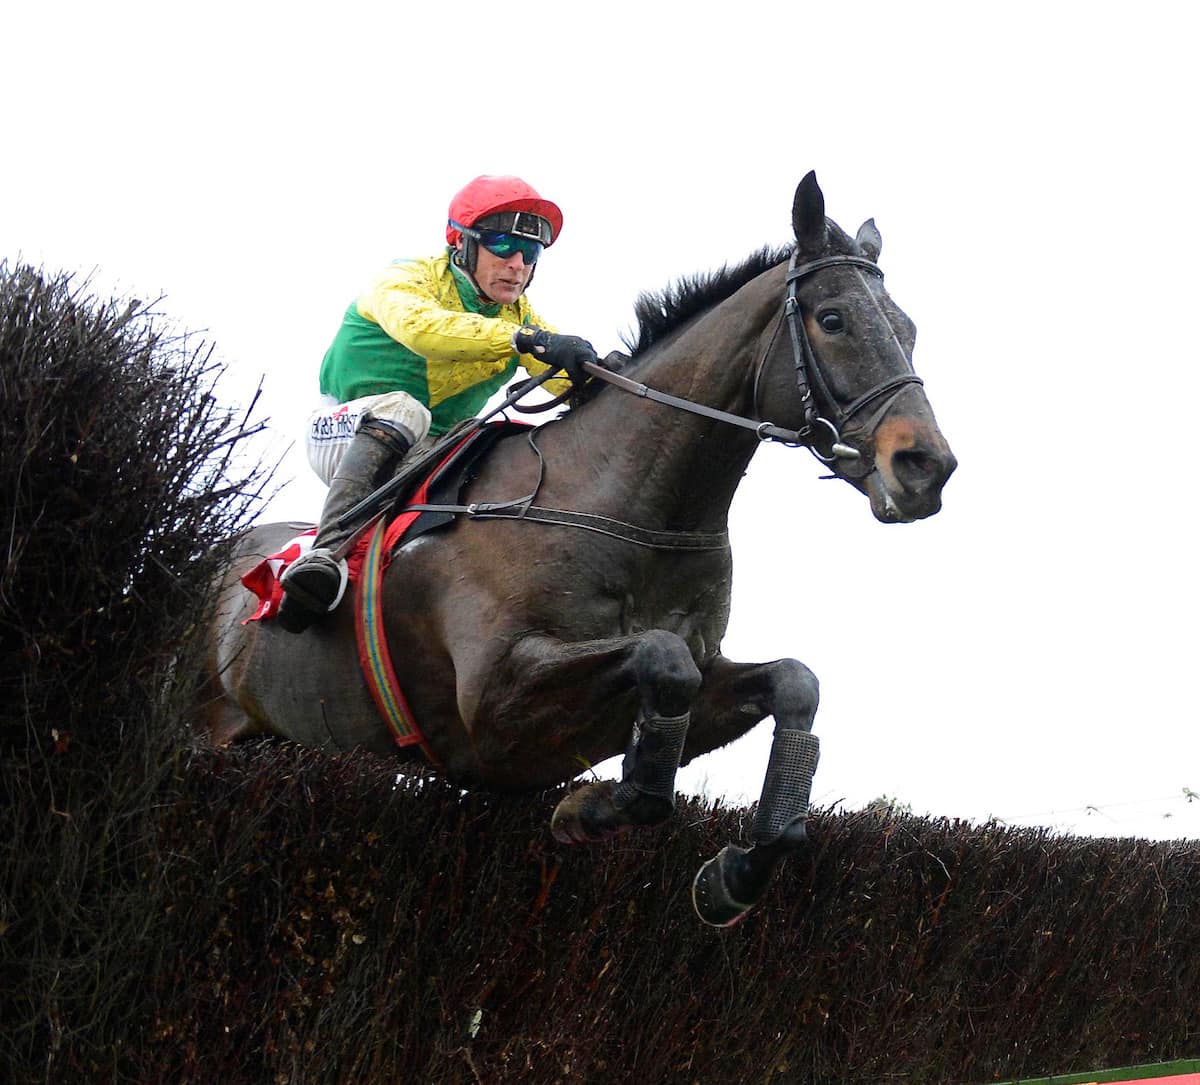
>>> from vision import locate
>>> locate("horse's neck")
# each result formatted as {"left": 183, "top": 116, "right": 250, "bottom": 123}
{"left": 564, "top": 266, "right": 783, "bottom": 532}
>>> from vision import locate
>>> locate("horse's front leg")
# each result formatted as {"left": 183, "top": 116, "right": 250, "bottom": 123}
{"left": 478, "top": 629, "right": 701, "bottom": 843}
{"left": 685, "top": 654, "right": 823, "bottom": 927}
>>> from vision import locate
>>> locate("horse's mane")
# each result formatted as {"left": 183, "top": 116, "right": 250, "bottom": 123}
{"left": 622, "top": 243, "right": 794, "bottom": 357}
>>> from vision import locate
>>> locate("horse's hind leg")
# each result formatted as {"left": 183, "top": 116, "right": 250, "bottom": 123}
{"left": 684, "top": 655, "right": 823, "bottom": 926}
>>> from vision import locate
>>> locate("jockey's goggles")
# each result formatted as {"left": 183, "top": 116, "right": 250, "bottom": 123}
{"left": 477, "top": 229, "right": 544, "bottom": 265}
{"left": 450, "top": 216, "right": 548, "bottom": 265}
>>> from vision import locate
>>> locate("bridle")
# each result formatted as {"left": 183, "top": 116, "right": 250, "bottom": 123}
{"left": 582, "top": 251, "right": 924, "bottom": 478}
{"left": 757, "top": 252, "right": 924, "bottom": 474}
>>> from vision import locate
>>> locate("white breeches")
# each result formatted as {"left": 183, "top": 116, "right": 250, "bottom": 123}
{"left": 305, "top": 391, "right": 432, "bottom": 485}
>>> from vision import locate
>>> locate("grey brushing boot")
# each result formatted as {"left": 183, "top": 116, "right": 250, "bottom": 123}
{"left": 691, "top": 728, "right": 820, "bottom": 927}
{"left": 751, "top": 727, "right": 821, "bottom": 845}
{"left": 276, "top": 418, "right": 412, "bottom": 634}
{"left": 611, "top": 710, "right": 692, "bottom": 825}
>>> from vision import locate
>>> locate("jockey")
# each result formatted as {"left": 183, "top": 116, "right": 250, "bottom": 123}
{"left": 277, "top": 175, "right": 599, "bottom": 633}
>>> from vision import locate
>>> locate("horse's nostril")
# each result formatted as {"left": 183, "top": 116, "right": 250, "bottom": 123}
{"left": 891, "top": 448, "right": 941, "bottom": 492}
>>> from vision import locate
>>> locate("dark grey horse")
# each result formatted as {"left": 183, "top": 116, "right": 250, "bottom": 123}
{"left": 203, "top": 173, "right": 956, "bottom": 925}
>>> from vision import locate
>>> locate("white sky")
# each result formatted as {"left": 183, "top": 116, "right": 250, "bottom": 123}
{"left": 4, "top": 2, "right": 1198, "bottom": 840}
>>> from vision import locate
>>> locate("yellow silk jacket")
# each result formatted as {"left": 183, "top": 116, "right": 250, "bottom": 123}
{"left": 319, "top": 251, "right": 571, "bottom": 436}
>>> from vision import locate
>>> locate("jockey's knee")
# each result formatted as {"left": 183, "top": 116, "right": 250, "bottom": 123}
{"left": 305, "top": 391, "right": 432, "bottom": 485}
{"left": 630, "top": 630, "right": 701, "bottom": 718}
{"left": 361, "top": 391, "right": 432, "bottom": 446}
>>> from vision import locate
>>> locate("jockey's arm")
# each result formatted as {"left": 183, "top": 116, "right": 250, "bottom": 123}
{"left": 358, "top": 262, "right": 574, "bottom": 397}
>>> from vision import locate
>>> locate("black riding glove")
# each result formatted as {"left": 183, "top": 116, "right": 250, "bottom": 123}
{"left": 513, "top": 326, "right": 598, "bottom": 384}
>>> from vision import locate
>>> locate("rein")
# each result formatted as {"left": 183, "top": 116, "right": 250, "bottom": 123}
{"left": 576, "top": 363, "right": 804, "bottom": 445}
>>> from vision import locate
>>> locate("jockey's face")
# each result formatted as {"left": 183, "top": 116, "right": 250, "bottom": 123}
{"left": 468, "top": 242, "right": 534, "bottom": 305}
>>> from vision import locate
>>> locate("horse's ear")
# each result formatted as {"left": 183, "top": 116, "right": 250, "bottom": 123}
{"left": 856, "top": 218, "right": 882, "bottom": 262}
{"left": 792, "top": 171, "right": 826, "bottom": 246}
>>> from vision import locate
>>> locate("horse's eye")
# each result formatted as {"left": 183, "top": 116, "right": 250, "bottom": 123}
{"left": 818, "top": 311, "right": 845, "bottom": 334}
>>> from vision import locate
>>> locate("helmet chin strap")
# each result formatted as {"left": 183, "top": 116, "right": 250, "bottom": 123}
{"left": 451, "top": 241, "right": 475, "bottom": 273}
{"left": 451, "top": 243, "right": 488, "bottom": 300}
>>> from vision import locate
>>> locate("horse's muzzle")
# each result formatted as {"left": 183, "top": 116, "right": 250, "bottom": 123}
{"left": 868, "top": 434, "right": 957, "bottom": 523}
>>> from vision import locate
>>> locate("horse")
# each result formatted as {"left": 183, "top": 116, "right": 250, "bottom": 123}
{"left": 203, "top": 172, "right": 956, "bottom": 926}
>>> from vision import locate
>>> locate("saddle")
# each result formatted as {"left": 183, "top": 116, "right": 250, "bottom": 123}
{"left": 360, "top": 417, "right": 533, "bottom": 555}
{"left": 240, "top": 420, "right": 531, "bottom": 624}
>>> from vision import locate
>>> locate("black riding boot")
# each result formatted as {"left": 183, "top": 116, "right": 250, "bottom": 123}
{"left": 276, "top": 418, "right": 413, "bottom": 634}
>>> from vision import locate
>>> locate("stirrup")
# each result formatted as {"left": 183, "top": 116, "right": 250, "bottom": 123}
{"left": 279, "top": 549, "right": 350, "bottom": 616}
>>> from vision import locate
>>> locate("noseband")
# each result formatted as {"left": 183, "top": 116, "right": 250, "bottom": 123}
{"left": 754, "top": 252, "right": 924, "bottom": 471}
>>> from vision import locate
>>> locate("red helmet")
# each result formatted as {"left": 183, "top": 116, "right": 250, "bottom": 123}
{"left": 446, "top": 175, "right": 563, "bottom": 248}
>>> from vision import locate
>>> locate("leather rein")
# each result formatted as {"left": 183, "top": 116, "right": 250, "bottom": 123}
{"left": 401, "top": 252, "right": 924, "bottom": 550}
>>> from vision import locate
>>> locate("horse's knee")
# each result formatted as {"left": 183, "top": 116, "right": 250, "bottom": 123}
{"left": 629, "top": 630, "right": 702, "bottom": 717}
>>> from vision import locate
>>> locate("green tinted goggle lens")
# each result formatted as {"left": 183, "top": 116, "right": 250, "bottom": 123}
{"left": 477, "top": 230, "right": 544, "bottom": 265}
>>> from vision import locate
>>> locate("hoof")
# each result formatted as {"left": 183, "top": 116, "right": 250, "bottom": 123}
{"left": 693, "top": 822, "right": 810, "bottom": 926}
{"left": 551, "top": 781, "right": 630, "bottom": 844}
{"left": 692, "top": 845, "right": 759, "bottom": 928}
{"left": 550, "top": 781, "right": 674, "bottom": 844}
